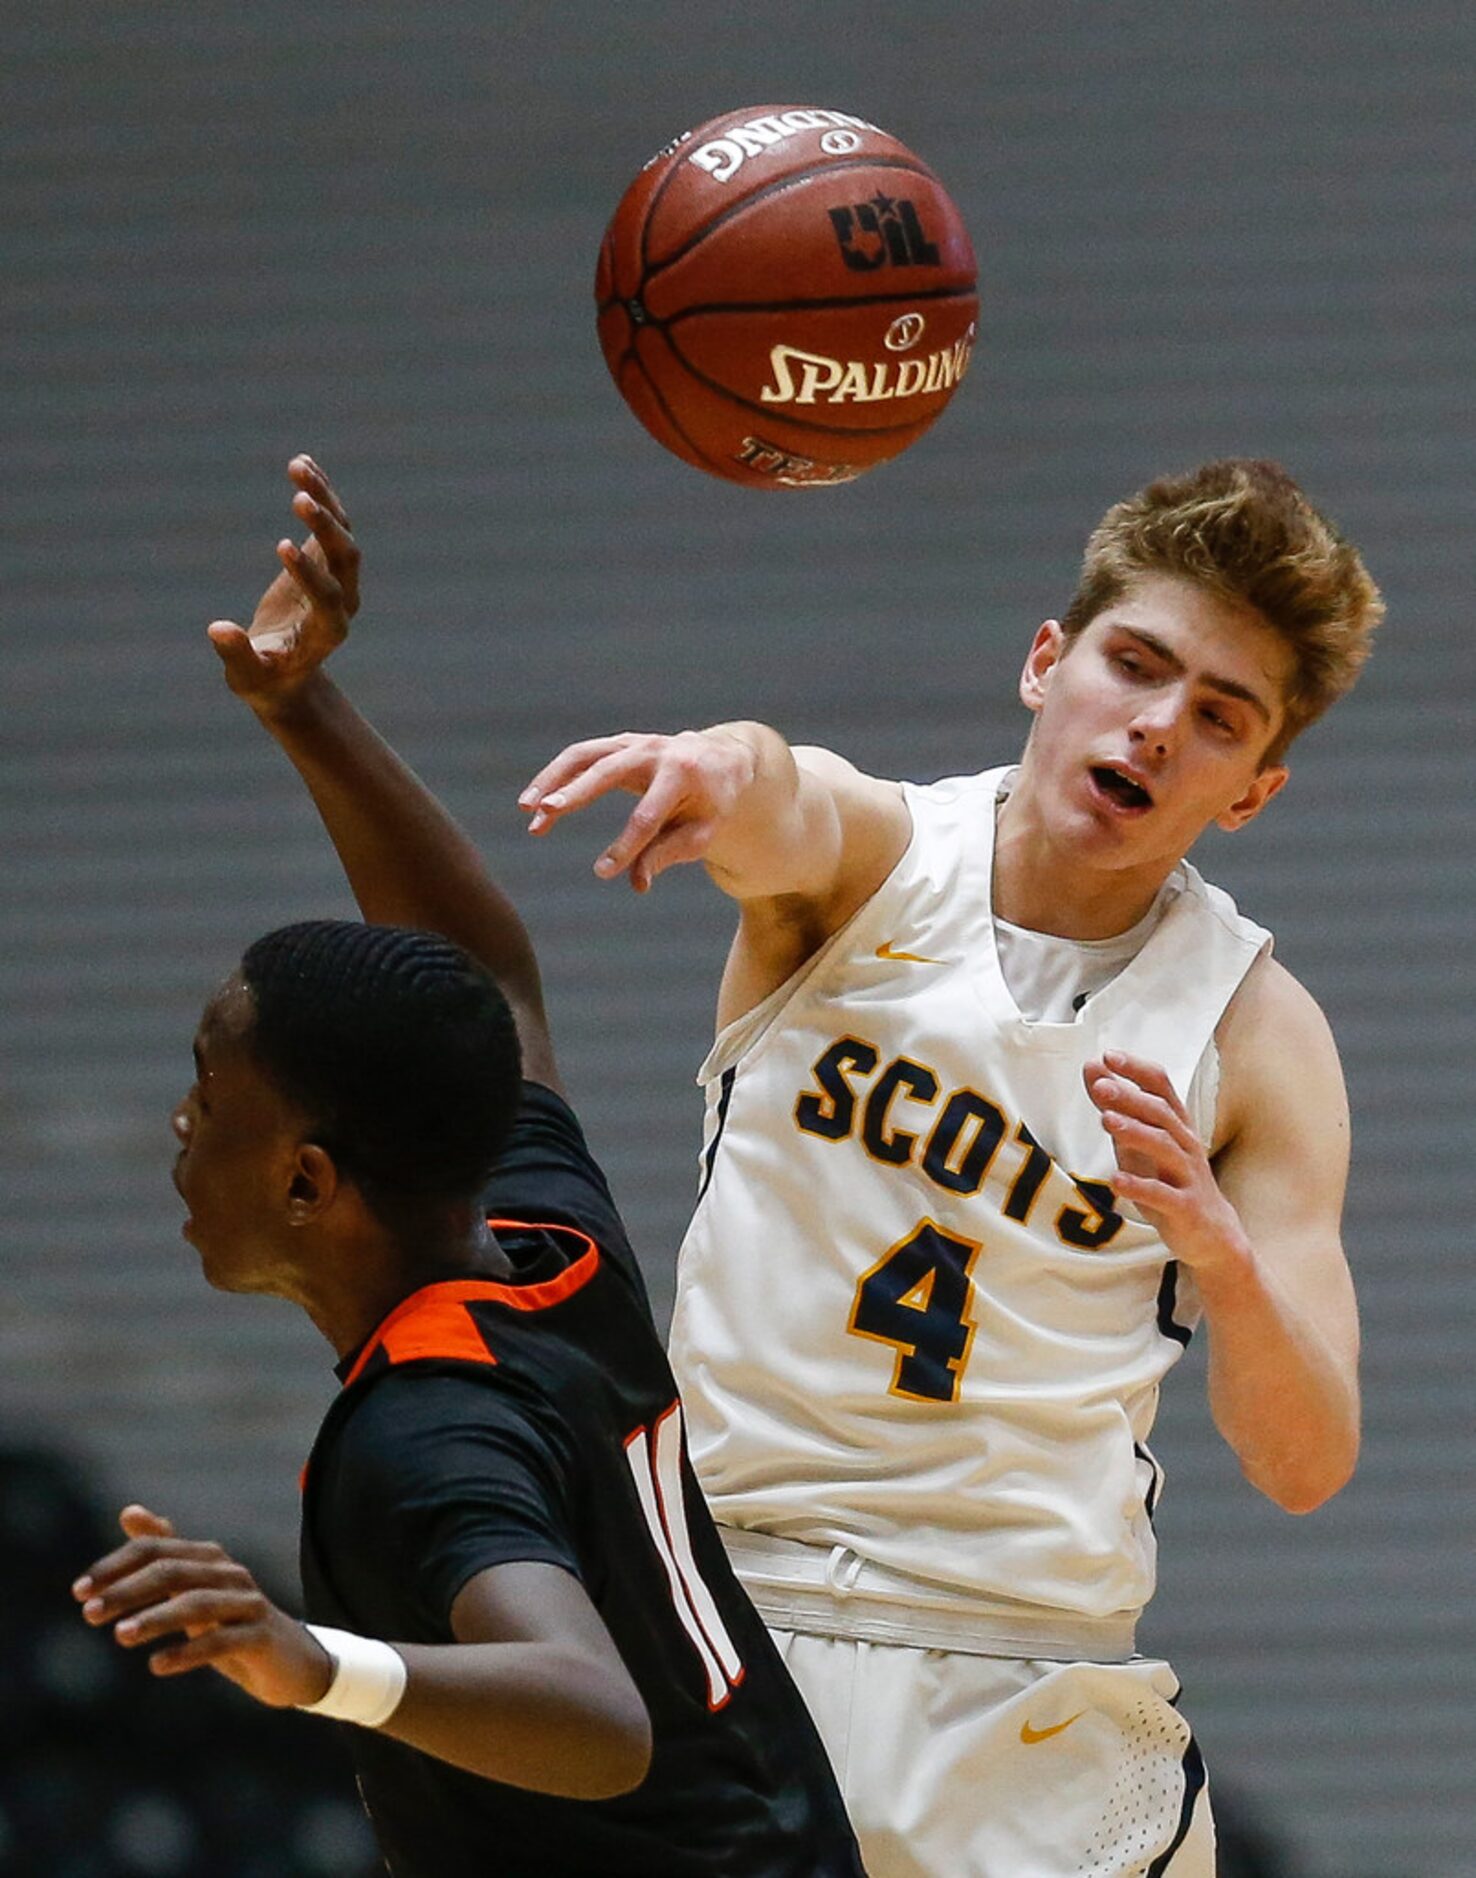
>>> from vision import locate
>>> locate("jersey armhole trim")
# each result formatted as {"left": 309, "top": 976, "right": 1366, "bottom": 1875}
{"left": 696, "top": 1066, "right": 738, "bottom": 1203}
{"left": 1155, "top": 1260, "right": 1194, "bottom": 1348}
{"left": 699, "top": 769, "right": 1002, "bottom": 1083}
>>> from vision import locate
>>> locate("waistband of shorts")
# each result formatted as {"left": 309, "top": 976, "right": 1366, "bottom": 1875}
{"left": 720, "top": 1526, "right": 1138, "bottom": 1663}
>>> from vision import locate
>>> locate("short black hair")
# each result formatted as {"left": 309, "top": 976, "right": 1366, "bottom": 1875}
{"left": 239, "top": 920, "right": 522, "bottom": 1215}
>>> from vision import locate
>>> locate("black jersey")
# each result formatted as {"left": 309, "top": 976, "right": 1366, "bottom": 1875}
{"left": 299, "top": 1081, "right": 863, "bottom": 1878}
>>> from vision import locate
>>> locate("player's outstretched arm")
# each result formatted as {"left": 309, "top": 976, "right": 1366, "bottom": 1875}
{"left": 1084, "top": 958, "right": 1359, "bottom": 1512}
{"left": 522, "top": 723, "right": 906, "bottom": 903}
{"left": 212, "top": 456, "right": 557, "bottom": 1088}
{"left": 523, "top": 725, "right": 910, "bottom": 1021}
{"left": 75, "top": 1510, "right": 651, "bottom": 1799}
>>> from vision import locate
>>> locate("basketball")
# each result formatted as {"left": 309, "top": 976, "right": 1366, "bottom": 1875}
{"left": 595, "top": 106, "right": 978, "bottom": 488}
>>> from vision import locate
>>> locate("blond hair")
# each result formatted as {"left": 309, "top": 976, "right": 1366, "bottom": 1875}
{"left": 1061, "top": 460, "right": 1383, "bottom": 761}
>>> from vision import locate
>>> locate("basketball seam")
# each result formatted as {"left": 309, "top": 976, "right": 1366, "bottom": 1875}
{"left": 638, "top": 133, "right": 700, "bottom": 280}
{"left": 659, "top": 332, "right": 956, "bottom": 438}
{"left": 639, "top": 155, "right": 949, "bottom": 287}
{"left": 664, "top": 285, "right": 979, "bottom": 321}
{"left": 622, "top": 345, "right": 730, "bottom": 475}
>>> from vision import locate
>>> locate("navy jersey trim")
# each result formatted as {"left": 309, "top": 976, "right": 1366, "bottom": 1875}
{"left": 697, "top": 1066, "right": 738, "bottom": 1204}
{"left": 1156, "top": 1260, "right": 1193, "bottom": 1347}
{"left": 1146, "top": 1725, "right": 1207, "bottom": 1875}
{"left": 1135, "top": 1440, "right": 1163, "bottom": 1524}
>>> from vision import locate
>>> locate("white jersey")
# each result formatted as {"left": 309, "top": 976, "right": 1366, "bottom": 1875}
{"left": 669, "top": 766, "right": 1271, "bottom": 1636}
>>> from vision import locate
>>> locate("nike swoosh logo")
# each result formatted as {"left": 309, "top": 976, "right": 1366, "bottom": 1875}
{"left": 1020, "top": 1711, "right": 1087, "bottom": 1745}
{"left": 875, "top": 940, "right": 946, "bottom": 965}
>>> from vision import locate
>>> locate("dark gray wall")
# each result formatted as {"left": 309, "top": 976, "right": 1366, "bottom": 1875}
{"left": 4, "top": 4, "right": 1472, "bottom": 1873}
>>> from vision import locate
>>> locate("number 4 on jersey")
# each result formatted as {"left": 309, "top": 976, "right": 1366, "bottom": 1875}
{"left": 848, "top": 1219, "right": 981, "bottom": 1403}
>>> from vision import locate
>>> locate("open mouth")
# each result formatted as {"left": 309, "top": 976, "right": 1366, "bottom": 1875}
{"left": 1090, "top": 765, "right": 1153, "bottom": 811}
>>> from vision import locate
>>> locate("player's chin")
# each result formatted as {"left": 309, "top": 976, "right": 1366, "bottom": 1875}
{"left": 187, "top": 1229, "right": 242, "bottom": 1292}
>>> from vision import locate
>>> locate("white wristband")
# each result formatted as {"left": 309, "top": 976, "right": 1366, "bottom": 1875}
{"left": 299, "top": 1624, "right": 408, "bottom": 1727}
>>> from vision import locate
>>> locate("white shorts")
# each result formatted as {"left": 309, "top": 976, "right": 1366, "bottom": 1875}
{"left": 771, "top": 1631, "right": 1215, "bottom": 1878}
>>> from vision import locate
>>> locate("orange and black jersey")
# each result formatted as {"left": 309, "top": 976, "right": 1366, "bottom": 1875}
{"left": 299, "top": 1081, "right": 863, "bottom": 1878}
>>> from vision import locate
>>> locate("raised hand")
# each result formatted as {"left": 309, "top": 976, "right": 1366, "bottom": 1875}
{"left": 72, "top": 1504, "right": 332, "bottom": 1709}
{"left": 520, "top": 730, "right": 757, "bottom": 892}
{"left": 207, "top": 454, "right": 361, "bottom": 718}
{"left": 1083, "top": 1050, "right": 1245, "bottom": 1278}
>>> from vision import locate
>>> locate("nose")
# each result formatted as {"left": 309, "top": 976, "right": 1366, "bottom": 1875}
{"left": 172, "top": 1103, "right": 193, "bottom": 1146}
{"left": 1127, "top": 687, "right": 1185, "bottom": 757}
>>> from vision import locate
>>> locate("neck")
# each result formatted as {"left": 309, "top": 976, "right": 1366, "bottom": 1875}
{"left": 295, "top": 1208, "right": 515, "bottom": 1360}
{"left": 994, "top": 780, "right": 1178, "bottom": 939}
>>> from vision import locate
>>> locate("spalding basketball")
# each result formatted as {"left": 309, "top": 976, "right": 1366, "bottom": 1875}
{"left": 595, "top": 105, "right": 978, "bottom": 488}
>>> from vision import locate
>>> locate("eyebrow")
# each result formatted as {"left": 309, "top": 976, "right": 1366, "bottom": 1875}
{"left": 1114, "top": 626, "right": 1275, "bottom": 725}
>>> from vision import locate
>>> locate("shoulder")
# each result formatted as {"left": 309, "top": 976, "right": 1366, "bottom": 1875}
{"left": 335, "top": 1364, "right": 541, "bottom": 1452}
{"left": 481, "top": 1081, "right": 650, "bottom": 1307}
{"left": 325, "top": 1366, "right": 572, "bottom": 1507}
{"left": 1218, "top": 950, "right": 1337, "bottom": 1057}
{"left": 316, "top": 1367, "right": 585, "bottom": 1628}
{"left": 1215, "top": 952, "right": 1348, "bottom": 1152}
{"left": 791, "top": 748, "right": 911, "bottom": 913}
{"left": 794, "top": 757, "right": 1004, "bottom": 900}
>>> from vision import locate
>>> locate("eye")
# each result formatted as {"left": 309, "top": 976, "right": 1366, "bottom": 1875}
{"left": 1200, "top": 706, "right": 1235, "bottom": 734}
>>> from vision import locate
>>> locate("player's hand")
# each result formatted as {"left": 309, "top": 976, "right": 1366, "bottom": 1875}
{"left": 519, "top": 730, "right": 756, "bottom": 892}
{"left": 1084, "top": 1050, "right": 1248, "bottom": 1277}
{"left": 72, "top": 1505, "right": 333, "bottom": 1709}
{"left": 207, "top": 455, "right": 361, "bottom": 719}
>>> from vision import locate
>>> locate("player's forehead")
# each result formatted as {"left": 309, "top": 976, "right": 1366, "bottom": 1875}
{"left": 193, "top": 971, "right": 257, "bottom": 1069}
{"left": 1089, "top": 573, "right": 1295, "bottom": 706}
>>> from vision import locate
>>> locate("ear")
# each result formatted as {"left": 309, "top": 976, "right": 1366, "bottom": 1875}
{"left": 287, "top": 1143, "right": 341, "bottom": 1224}
{"left": 1019, "top": 620, "right": 1066, "bottom": 715}
{"left": 1216, "top": 762, "right": 1289, "bottom": 832}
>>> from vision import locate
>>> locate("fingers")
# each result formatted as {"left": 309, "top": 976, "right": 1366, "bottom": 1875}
{"left": 521, "top": 733, "right": 725, "bottom": 892}
{"left": 628, "top": 818, "right": 716, "bottom": 892}
{"left": 1108, "top": 1167, "right": 1183, "bottom": 1214}
{"left": 120, "top": 1504, "right": 175, "bottom": 1539}
{"left": 106, "top": 1582, "right": 268, "bottom": 1652}
{"left": 287, "top": 495, "right": 360, "bottom": 609}
{"left": 285, "top": 454, "right": 361, "bottom": 617}
{"left": 74, "top": 1530, "right": 244, "bottom": 1608}
{"left": 1085, "top": 1057, "right": 1193, "bottom": 1138}
{"left": 594, "top": 766, "right": 699, "bottom": 881}
{"left": 1093, "top": 1050, "right": 1183, "bottom": 1108}
{"left": 144, "top": 1624, "right": 272, "bottom": 1678}
{"left": 520, "top": 736, "right": 648, "bottom": 828}
{"left": 287, "top": 453, "right": 350, "bottom": 530}
{"left": 206, "top": 619, "right": 258, "bottom": 671}
{"left": 277, "top": 532, "right": 348, "bottom": 620}
{"left": 1097, "top": 1110, "right": 1189, "bottom": 1170}
{"left": 1093, "top": 1095, "right": 1198, "bottom": 1187}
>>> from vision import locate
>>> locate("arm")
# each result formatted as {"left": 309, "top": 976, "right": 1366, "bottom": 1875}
{"left": 522, "top": 724, "right": 911, "bottom": 1022}
{"left": 1084, "top": 957, "right": 1359, "bottom": 1513}
{"left": 74, "top": 1507, "right": 651, "bottom": 1800}
{"left": 210, "top": 456, "right": 557, "bottom": 1088}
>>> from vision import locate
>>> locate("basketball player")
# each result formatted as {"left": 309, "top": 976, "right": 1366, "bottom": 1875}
{"left": 520, "top": 460, "right": 1381, "bottom": 1876}
{"left": 72, "top": 458, "right": 864, "bottom": 1878}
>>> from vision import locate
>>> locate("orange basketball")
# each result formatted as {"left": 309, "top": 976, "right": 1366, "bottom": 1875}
{"left": 595, "top": 106, "right": 979, "bottom": 488}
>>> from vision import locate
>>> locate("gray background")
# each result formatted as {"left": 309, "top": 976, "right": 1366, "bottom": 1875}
{"left": 3, "top": 3, "right": 1472, "bottom": 1873}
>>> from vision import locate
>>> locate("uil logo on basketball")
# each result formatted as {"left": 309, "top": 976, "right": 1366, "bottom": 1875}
{"left": 828, "top": 195, "right": 941, "bottom": 271}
